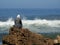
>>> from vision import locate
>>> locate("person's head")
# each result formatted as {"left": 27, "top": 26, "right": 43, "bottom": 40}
{"left": 17, "top": 14, "right": 21, "bottom": 19}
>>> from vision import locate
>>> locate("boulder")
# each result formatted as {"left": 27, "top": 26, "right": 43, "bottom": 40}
{"left": 2, "top": 27, "right": 54, "bottom": 45}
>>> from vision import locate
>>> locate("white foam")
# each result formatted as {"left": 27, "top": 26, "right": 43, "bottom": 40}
{"left": 0, "top": 17, "right": 60, "bottom": 33}
{"left": 22, "top": 19, "right": 60, "bottom": 27}
{"left": 0, "top": 18, "right": 14, "bottom": 27}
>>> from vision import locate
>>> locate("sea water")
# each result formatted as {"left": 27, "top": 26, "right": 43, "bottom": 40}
{"left": 0, "top": 8, "right": 60, "bottom": 45}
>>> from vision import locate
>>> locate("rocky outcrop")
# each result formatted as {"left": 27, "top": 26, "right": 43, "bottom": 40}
{"left": 2, "top": 26, "right": 54, "bottom": 45}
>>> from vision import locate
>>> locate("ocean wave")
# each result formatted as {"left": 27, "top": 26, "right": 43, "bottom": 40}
{"left": 23, "top": 19, "right": 60, "bottom": 27}
{"left": 0, "top": 18, "right": 14, "bottom": 27}
{"left": 0, "top": 18, "right": 60, "bottom": 33}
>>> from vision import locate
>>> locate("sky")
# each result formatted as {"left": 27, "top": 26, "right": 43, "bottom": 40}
{"left": 0, "top": 0, "right": 60, "bottom": 9}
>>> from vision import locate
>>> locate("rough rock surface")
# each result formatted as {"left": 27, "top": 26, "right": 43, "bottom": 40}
{"left": 2, "top": 27, "right": 54, "bottom": 45}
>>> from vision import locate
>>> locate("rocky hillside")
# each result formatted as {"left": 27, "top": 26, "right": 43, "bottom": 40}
{"left": 2, "top": 26, "right": 56, "bottom": 45}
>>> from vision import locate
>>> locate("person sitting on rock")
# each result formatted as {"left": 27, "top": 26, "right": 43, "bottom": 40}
{"left": 14, "top": 14, "right": 22, "bottom": 28}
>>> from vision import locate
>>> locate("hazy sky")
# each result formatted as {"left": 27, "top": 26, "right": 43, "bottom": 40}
{"left": 0, "top": 0, "right": 60, "bottom": 8}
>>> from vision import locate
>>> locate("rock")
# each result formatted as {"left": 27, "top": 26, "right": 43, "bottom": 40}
{"left": 53, "top": 35, "right": 60, "bottom": 45}
{"left": 56, "top": 35, "right": 60, "bottom": 43}
{"left": 2, "top": 26, "right": 54, "bottom": 45}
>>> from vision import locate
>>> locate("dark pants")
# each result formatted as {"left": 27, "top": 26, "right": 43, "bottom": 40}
{"left": 15, "top": 24, "right": 22, "bottom": 28}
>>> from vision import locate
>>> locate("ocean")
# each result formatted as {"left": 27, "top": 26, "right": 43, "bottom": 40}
{"left": 0, "top": 8, "right": 60, "bottom": 44}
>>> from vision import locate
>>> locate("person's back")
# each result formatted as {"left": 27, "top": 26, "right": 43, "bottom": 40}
{"left": 14, "top": 14, "right": 22, "bottom": 28}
